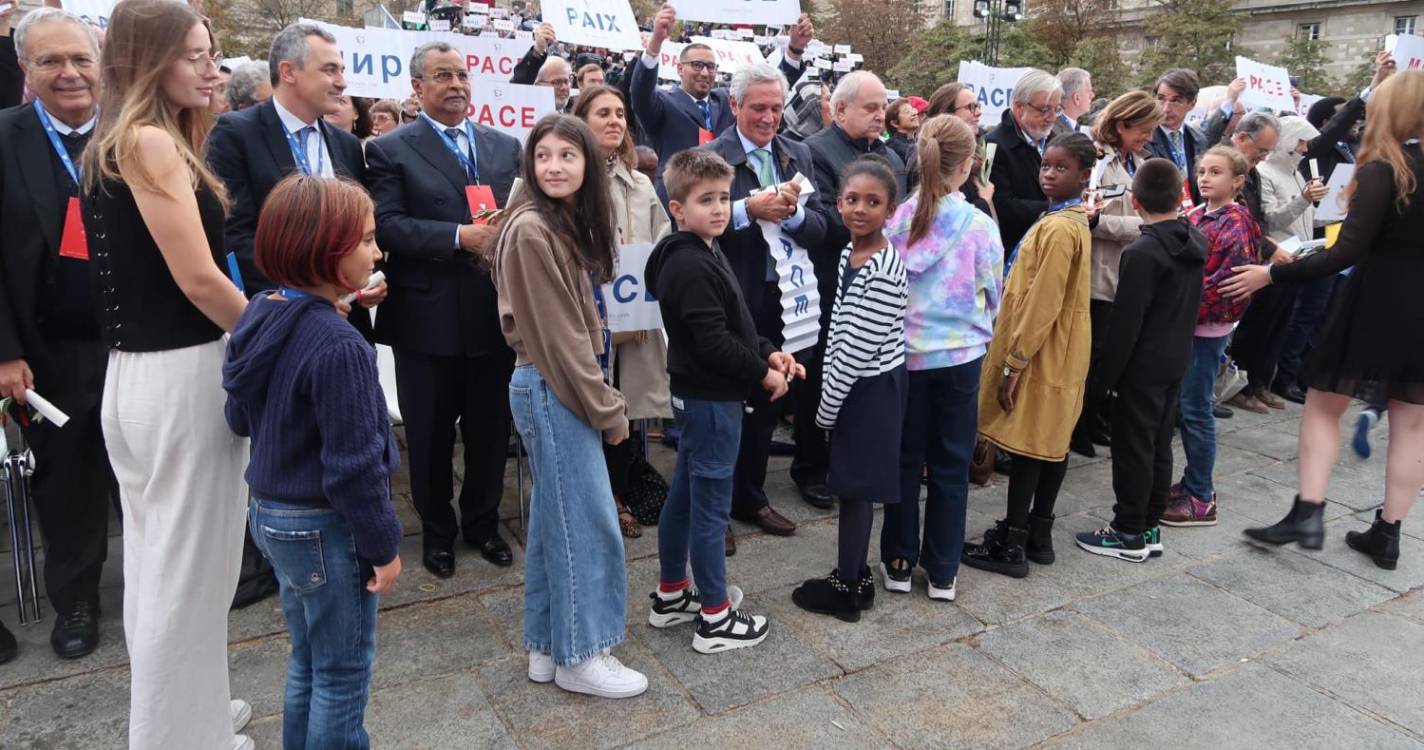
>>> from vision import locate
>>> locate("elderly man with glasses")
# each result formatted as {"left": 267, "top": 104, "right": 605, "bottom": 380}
{"left": 986, "top": 68, "right": 1063, "bottom": 256}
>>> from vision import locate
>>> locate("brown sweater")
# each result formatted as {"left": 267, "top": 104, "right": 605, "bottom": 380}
{"left": 493, "top": 205, "right": 627, "bottom": 437}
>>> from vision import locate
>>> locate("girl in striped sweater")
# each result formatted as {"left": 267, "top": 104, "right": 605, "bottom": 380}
{"left": 792, "top": 156, "right": 909, "bottom": 622}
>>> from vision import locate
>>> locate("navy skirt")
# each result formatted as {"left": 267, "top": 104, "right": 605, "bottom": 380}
{"left": 827, "top": 364, "right": 908, "bottom": 503}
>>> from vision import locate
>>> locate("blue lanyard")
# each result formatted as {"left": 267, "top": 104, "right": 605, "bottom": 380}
{"left": 1124, "top": 154, "right": 1137, "bottom": 178}
{"left": 283, "top": 125, "right": 325, "bottom": 177}
{"left": 34, "top": 101, "right": 82, "bottom": 186}
{"left": 1005, "top": 198, "right": 1083, "bottom": 276}
{"left": 423, "top": 115, "right": 479, "bottom": 183}
{"left": 589, "top": 273, "right": 611, "bottom": 379}
{"left": 1164, "top": 130, "right": 1187, "bottom": 171}
{"left": 277, "top": 286, "right": 315, "bottom": 300}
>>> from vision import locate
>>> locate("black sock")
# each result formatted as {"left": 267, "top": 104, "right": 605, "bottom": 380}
{"left": 837, "top": 499, "right": 874, "bottom": 577}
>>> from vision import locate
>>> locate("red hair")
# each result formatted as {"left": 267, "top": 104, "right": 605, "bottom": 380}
{"left": 255, "top": 175, "right": 374, "bottom": 291}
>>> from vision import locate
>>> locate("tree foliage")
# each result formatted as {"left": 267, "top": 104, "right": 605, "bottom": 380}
{"left": 820, "top": 0, "right": 929, "bottom": 76}
{"left": 1025, "top": 0, "right": 1121, "bottom": 69}
{"left": 1069, "top": 35, "right": 1132, "bottom": 99}
{"left": 1137, "top": 0, "right": 1244, "bottom": 87}
{"left": 885, "top": 20, "right": 980, "bottom": 96}
{"left": 1277, "top": 36, "right": 1333, "bottom": 95}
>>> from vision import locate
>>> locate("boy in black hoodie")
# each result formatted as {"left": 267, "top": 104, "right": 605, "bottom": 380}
{"left": 643, "top": 149, "right": 804, "bottom": 654}
{"left": 1076, "top": 158, "right": 1208, "bottom": 562}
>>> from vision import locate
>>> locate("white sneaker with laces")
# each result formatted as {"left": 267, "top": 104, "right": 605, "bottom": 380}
{"left": 692, "top": 608, "right": 769, "bottom": 654}
{"left": 528, "top": 650, "right": 555, "bottom": 683}
{"left": 926, "top": 576, "right": 956, "bottom": 602}
{"left": 232, "top": 734, "right": 254, "bottom": 750}
{"left": 648, "top": 584, "right": 745, "bottom": 628}
{"left": 554, "top": 651, "right": 649, "bottom": 699}
{"left": 231, "top": 699, "right": 252, "bottom": 734}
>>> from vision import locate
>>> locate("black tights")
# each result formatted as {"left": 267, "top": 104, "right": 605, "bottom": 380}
{"left": 1005, "top": 452, "right": 1068, "bottom": 528}
{"left": 838, "top": 498, "right": 875, "bottom": 578}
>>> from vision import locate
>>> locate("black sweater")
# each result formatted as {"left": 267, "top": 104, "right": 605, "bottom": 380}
{"left": 1094, "top": 218, "right": 1208, "bottom": 392}
{"left": 646, "top": 231, "right": 775, "bottom": 401}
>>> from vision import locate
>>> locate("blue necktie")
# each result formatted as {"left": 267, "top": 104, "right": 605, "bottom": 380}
{"left": 696, "top": 99, "right": 712, "bottom": 131}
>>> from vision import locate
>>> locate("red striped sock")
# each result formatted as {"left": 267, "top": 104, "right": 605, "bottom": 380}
{"left": 659, "top": 579, "right": 690, "bottom": 594}
{"left": 701, "top": 599, "right": 730, "bottom": 617}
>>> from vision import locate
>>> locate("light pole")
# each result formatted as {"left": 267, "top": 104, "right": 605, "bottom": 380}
{"left": 974, "top": 0, "right": 1025, "bottom": 66}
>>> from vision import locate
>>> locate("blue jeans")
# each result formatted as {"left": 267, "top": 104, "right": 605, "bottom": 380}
{"left": 509, "top": 365, "right": 628, "bottom": 666}
{"left": 883, "top": 357, "right": 982, "bottom": 582}
{"left": 250, "top": 499, "right": 377, "bottom": 750}
{"left": 1179, "top": 334, "right": 1231, "bottom": 500}
{"left": 658, "top": 398, "right": 742, "bottom": 610}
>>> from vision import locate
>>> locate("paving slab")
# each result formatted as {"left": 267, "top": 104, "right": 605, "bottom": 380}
{"left": 625, "top": 686, "right": 890, "bottom": 749}
{"left": 0, "top": 665, "right": 130, "bottom": 749}
{"left": 1265, "top": 611, "right": 1424, "bottom": 736}
{"left": 833, "top": 642, "right": 1078, "bottom": 749}
{"left": 975, "top": 610, "right": 1189, "bottom": 720}
{"left": 1045, "top": 662, "right": 1420, "bottom": 749}
{"left": 1072, "top": 575, "right": 1302, "bottom": 677}
{"left": 1218, "top": 420, "right": 1301, "bottom": 461}
{"left": 1250, "top": 456, "right": 1389, "bottom": 512}
{"left": 0, "top": 583, "right": 128, "bottom": 691}
{"left": 1188, "top": 546, "right": 1397, "bottom": 628}
{"left": 1279, "top": 515, "right": 1424, "bottom": 594}
{"left": 1213, "top": 471, "right": 1357, "bottom": 525}
{"left": 369, "top": 595, "right": 514, "bottom": 690}
{"left": 1377, "top": 590, "right": 1424, "bottom": 623}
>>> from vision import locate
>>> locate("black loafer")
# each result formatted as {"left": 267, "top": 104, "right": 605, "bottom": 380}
{"left": 51, "top": 600, "right": 99, "bottom": 660}
{"left": 1214, "top": 404, "right": 1234, "bottom": 419}
{"left": 798, "top": 482, "right": 835, "bottom": 510}
{"left": 478, "top": 536, "right": 514, "bottom": 567}
{"left": 0, "top": 619, "right": 16, "bottom": 665}
{"left": 422, "top": 548, "right": 456, "bottom": 578}
{"left": 1274, "top": 384, "right": 1307, "bottom": 405}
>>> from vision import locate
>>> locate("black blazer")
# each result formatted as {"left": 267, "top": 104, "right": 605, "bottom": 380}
{"left": 207, "top": 99, "right": 367, "bottom": 294}
{"left": 0, "top": 103, "right": 85, "bottom": 390}
{"left": 705, "top": 128, "right": 830, "bottom": 338}
{"left": 0, "top": 36, "right": 21, "bottom": 111}
{"left": 632, "top": 55, "right": 805, "bottom": 202}
{"left": 1145, "top": 122, "right": 1208, "bottom": 205}
{"left": 364, "top": 119, "right": 520, "bottom": 358}
{"left": 985, "top": 107, "right": 1048, "bottom": 254}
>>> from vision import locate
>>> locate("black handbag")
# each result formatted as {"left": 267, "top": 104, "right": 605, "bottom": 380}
{"left": 623, "top": 452, "right": 669, "bottom": 526}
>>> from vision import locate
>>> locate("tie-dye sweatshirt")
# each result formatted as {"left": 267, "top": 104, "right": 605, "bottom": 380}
{"left": 887, "top": 193, "right": 1005, "bottom": 371}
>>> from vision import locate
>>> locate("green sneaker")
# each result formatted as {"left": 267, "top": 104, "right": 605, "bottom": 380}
{"left": 1144, "top": 527, "right": 1164, "bottom": 558}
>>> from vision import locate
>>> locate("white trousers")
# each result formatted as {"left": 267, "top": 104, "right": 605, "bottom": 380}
{"left": 102, "top": 340, "right": 248, "bottom": 750}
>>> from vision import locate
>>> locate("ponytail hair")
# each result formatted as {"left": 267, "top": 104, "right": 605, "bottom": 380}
{"left": 909, "top": 115, "right": 976, "bottom": 247}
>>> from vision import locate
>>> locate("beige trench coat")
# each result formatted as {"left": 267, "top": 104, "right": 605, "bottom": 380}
{"left": 608, "top": 160, "right": 673, "bottom": 420}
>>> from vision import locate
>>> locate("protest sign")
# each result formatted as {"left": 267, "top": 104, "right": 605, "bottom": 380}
{"left": 655, "top": 37, "right": 767, "bottom": 80}
{"left": 542, "top": 0, "right": 643, "bottom": 50}
{"left": 764, "top": 219, "right": 820, "bottom": 354}
{"left": 957, "top": 60, "right": 1031, "bottom": 124}
{"left": 402, "top": 10, "right": 426, "bottom": 26}
{"left": 467, "top": 83, "right": 556, "bottom": 142}
{"left": 1315, "top": 164, "right": 1355, "bottom": 223}
{"left": 1297, "top": 92, "right": 1323, "bottom": 117}
{"left": 603, "top": 244, "right": 663, "bottom": 332}
{"left": 61, "top": 0, "right": 115, "bottom": 28}
{"left": 677, "top": 0, "right": 800, "bottom": 25}
{"left": 468, "top": 2, "right": 489, "bottom": 13}
{"left": 429, "top": 19, "right": 451, "bottom": 31}
{"left": 1235, "top": 56, "right": 1294, "bottom": 112}
{"left": 1388, "top": 33, "right": 1424, "bottom": 70}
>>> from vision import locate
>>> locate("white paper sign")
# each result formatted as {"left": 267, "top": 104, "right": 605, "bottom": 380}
{"left": 492, "top": 18, "right": 515, "bottom": 31}
{"left": 833, "top": 44, "right": 851, "bottom": 54}
{"left": 542, "top": 0, "right": 644, "bottom": 51}
{"left": 655, "top": 37, "right": 767, "bottom": 80}
{"left": 306, "top": 20, "right": 532, "bottom": 90}
{"left": 402, "top": 10, "right": 426, "bottom": 25}
{"left": 957, "top": 60, "right": 1032, "bottom": 124}
{"left": 1296, "top": 92, "right": 1323, "bottom": 117}
{"left": 603, "top": 244, "right": 663, "bottom": 332}
{"left": 813, "top": 58, "right": 832, "bottom": 70}
{"left": 60, "top": 0, "right": 116, "bottom": 28}
{"left": 832, "top": 60, "right": 851, "bottom": 72}
{"left": 673, "top": 0, "right": 800, "bottom": 24}
{"left": 1235, "top": 56, "right": 1294, "bottom": 112}
{"left": 763, "top": 219, "right": 820, "bottom": 354}
{"left": 1315, "top": 163, "right": 1355, "bottom": 223}
{"left": 1391, "top": 33, "right": 1424, "bottom": 70}
{"left": 463, "top": 14, "right": 484, "bottom": 28}
{"left": 847, "top": 53, "right": 863, "bottom": 63}
{"left": 737, "top": 27, "right": 755, "bottom": 39}
{"left": 429, "top": 19, "right": 451, "bottom": 31}
{"left": 468, "top": 2, "right": 489, "bottom": 12}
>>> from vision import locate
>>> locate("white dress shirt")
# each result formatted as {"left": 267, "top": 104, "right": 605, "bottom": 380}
{"left": 272, "top": 97, "right": 335, "bottom": 178}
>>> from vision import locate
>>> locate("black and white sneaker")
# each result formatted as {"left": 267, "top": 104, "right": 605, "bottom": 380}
{"left": 880, "top": 560, "right": 912, "bottom": 593}
{"left": 692, "top": 608, "right": 769, "bottom": 654}
{"left": 1075, "top": 526, "right": 1149, "bottom": 563}
{"left": 648, "top": 584, "right": 744, "bottom": 628}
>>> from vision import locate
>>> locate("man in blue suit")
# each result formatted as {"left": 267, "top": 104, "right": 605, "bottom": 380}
{"left": 364, "top": 41, "right": 522, "bottom": 579}
{"left": 632, "top": 3, "right": 814, "bottom": 202}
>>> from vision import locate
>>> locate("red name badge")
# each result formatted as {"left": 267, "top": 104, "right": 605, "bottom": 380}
{"left": 466, "top": 184, "right": 497, "bottom": 222}
{"left": 59, "top": 196, "right": 89, "bottom": 261}
{"left": 1179, "top": 178, "right": 1195, "bottom": 213}
{"left": 698, "top": 127, "right": 714, "bottom": 145}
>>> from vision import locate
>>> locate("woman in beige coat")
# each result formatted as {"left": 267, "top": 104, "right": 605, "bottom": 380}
{"left": 1072, "top": 91, "right": 1165, "bottom": 456}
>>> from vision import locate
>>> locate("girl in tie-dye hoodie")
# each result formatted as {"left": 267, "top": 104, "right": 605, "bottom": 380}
{"left": 878, "top": 115, "right": 1005, "bottom": 602}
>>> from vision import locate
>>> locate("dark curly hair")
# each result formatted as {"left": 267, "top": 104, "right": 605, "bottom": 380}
{"left": 839, "top": 154, "right": 899, "bottom": 204}
{"left": 1046, "top": 132, "right": 1097, "bottom": 172}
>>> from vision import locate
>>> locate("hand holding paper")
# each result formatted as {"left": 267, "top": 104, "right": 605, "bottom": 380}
{"left": 340, "top": 271, "right": 387, "bottom": 305}
{"left": 23, "top": 390, "right": 69, "bottom": 428}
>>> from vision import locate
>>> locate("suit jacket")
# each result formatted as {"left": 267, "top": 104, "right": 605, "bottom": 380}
{"left": 1301, "top": 95, "right": 1366, "bottom": 182}
{"left": 364, "top": 119, "right": 521, "bottom": 358}
{"left": 803, "top": 122, "right": 909, "bottom": 260}
{"left": 985, "top": 107, "right": 1048, "bottom": 254}
{"left": 0, "top": 36, "right": 21, "bottom": 111}
{"left": 1145, "top": 122, "right": 1208, "bottom": 205}
{"left": 632, "top": 54, "right": 805, "bottom": 201}
{"left": 1050, "top": 113, "right": 1077, "bottom": 141}
{"left": 705, "top": 128, "right": 830, "bottom": 339}
{"left": 0, "top": 103, "right": 92, "bottom": 392}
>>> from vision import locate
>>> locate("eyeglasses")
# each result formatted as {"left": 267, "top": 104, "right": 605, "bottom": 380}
{"left": 422, "top": 69, "right": 470, "bottom": 84}
{"left": 183, "top": 51, "right": 224, "bottom": 74}
{"left": 539, "top": 75, "right": 573, "bottom": 87}
{"left": 955, "top": 101, "right": 983, "bottom": 114}
{"left": 1021, "top": 101, "right": 1055, "bottom": 117}
{"left": 27, "top": 53, "right": 97, "bottom": 73}
{"left": 680, "top": 60, "right": 718, "bottom": 73}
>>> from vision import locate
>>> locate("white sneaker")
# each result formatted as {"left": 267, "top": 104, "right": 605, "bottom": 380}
{"left": 927, "top": 576, "right": 957, "bottom": 602}
{"left": 528, "top": 650, "right": 555, "bottom": 683}
{"left": 230, "top": 699, "right": 252, "bottom": 734}
{"left": 692, "top": 608, "right": 769, "bottom": 654}
{"left": 231, "top": 735, "right": 254, "bottom": 750}
{"left": 880, "top": 561, "right": 912, "bottom": 593}
{"left": 648, "top": 584, "right": 744, "bottom": 628}
{"left": 554, "top": 651, "right": 649, "bottom": 699}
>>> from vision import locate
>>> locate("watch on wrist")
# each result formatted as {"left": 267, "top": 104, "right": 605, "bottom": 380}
{"left": 1003, "top": 366, "right": 1016, "bottom": 378}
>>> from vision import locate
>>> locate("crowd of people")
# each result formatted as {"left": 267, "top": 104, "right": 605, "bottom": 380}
{"left": 0, "top": 0, "right": 1421, "bottom": 747}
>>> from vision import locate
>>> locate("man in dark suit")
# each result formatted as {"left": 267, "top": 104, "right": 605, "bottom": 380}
{"left": 365, "top": 40, "right": 520, "bottom": 578}
{"left": 0, "top": 7, "right": 112, "bottom": 662}
{"left": 706, "top": 62, "right": 830, "bottom": 537}
{"left": 1145, "top": 69, "right": 1210, "bottom": 206}
{"left": 632, "top": 3, "right": 812, "bottom": 202}
{"left": 0, "top": 6, "right": 23, "bottom": 110}
{"left": 986, "top": 68, "right": 1062, "bottom": 256}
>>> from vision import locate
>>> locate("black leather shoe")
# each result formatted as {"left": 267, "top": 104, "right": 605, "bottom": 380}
{"left": 0, "top": 619, "right": 16, "bottom": 665}
{"left": 477, "top": 536, "right": 514, "bottom": 567}
{"left": 1274, "top": 383, "right": 1307, "bottom": 405}
{"left": 51, "top": 600, "right": 99, "bottom": 660}
{"left": 1244, "top": 496, "right": 1326, "bottom": 549}
{"left": 797, "top": 482, "right": 835, "bottom": 510}
{"left": 423, "top": 548, "right": 456, "bottom": 578}
{"left": 1214, "top": 404, "right": 1234, "bottom": 419}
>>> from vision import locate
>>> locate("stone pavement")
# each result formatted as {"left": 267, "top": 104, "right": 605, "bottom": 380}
{"left": 3, "top": 403, "right": 1424, "bottom": 749}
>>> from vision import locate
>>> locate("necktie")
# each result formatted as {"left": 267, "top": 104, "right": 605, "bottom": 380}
{"left": 751, "top": 147, "right": 775, "bottom": 188}
{"left": 446, "top": 127, "right": 476, "bottom": 181}
{"left": 696, "top": 99, "right": 712, "bottom": 131}
{"left": 1170, "top": 130, "right": 1185, "bottom": 169}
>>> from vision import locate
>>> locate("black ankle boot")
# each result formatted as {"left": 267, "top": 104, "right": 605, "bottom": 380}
{"left": 856, "top": 566, "right": 875, "bottom": 611}
{"left": 962, "top": 524, "right": 1029, "bottom": 578}
{"left": 792, "top": 569, "right": 866, "bottom": 622}
{"left": 1346, "top": 510, "right": 1401, "bottom": 570}
{"left": 1026, "top": 515, "right": 1056, "bottom": 565}
{"left": 1243, "top": 496, "right": 1326, "bottom": 549}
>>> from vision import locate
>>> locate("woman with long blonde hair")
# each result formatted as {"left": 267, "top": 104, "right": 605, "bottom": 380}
{"left": 81, "top": 0, "right": 253, "bottom": 747}
{"left": 1224, "top": 69, "right": 1424, "bottom": 571}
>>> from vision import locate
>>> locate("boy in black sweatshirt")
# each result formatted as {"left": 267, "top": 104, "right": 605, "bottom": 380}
{"left": 1076, "top": 158, "right": 1208, "bottom": 563}
{"left": 643, "top": 149, "right": 803, "bottom": 654}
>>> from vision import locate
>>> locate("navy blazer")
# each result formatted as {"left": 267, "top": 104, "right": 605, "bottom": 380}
{"left": 1144, "top": 122, "right": 1208, "bottom": 205}
{"left": 364, "top": 118, "right": 520, "bottom": 358}
{"left": 632, "top": 54, "right": 805, "bottom": 202}
{"left": 207, "top": 99, "right": 367, "bottom": 295}
{"left": 705, "top": 127, "right": 830, "bottom": 339}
